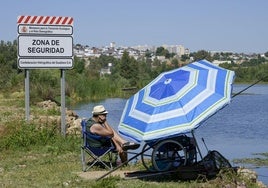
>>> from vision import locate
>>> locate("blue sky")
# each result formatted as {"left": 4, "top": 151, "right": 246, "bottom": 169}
{"left": 1, "top": 0, "right": 267, "bottom": 53}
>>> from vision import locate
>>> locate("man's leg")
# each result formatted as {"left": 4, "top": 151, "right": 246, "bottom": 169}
{"left": 112, "top": 130, "right": 126, "bottom": 146}
{"left": 111, "top": 137, "right": 128, "bottom": 163}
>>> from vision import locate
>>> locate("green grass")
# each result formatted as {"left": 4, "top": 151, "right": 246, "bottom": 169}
{"left": 0, "top": 94, "right": 265, "bottom": 187}
{"left": 0, "top": 150, "right": 81, "bottom": 187}
{"left": 0, "top": 124, "right": 262, "bottom": 188}
{"left": 1, "top": 133, "right": 204, "bottom": 188}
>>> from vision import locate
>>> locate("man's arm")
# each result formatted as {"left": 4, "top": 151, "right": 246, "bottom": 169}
{"left": 90, "top": 122, "right": 114, "bottom": 137}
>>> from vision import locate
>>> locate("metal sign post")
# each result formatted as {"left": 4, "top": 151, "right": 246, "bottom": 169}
{"left": 17, "top": 15, "right": 73, "bottom": 136}
{"left": 25, "top": 69, "right": 30, "bottom": 121}
{"left": 61, "top": 69, "right": 66, "bottom": 136}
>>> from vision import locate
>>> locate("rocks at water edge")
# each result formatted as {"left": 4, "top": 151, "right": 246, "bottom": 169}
{"left": 35, "top": 100, "right": 82, "bottom": 135}
{"left": 236, "top": 168, "right": 267, "bottom": 188}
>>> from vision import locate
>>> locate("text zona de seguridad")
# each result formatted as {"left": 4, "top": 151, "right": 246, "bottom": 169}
{"left": 27, "top": 39, "right": 64, "bottom": 54}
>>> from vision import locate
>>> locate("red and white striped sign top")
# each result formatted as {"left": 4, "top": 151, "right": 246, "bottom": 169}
{"left": 17, "top": 15, "right": 73, "bottom": 25}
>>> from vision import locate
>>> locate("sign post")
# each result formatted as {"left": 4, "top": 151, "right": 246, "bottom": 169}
{"left": 61, "top": 69, "right": 66, "bottom": 135}
{"left": 17, "top": 15, "right": 74, "bottom": 136}
{"left": 25, "top": 70, "right": 30, "bottom": 121}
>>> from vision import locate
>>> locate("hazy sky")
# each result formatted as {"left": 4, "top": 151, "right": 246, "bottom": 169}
{"left": 1, "top": 0, "right": 267, "bottom": 53}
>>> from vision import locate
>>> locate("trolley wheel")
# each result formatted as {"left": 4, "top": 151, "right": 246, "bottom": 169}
{"left": 141, "top": 143, "right": 156, "bottom": 172}
{"left": 152, "top": 139, "right": 187, "bottom": 171}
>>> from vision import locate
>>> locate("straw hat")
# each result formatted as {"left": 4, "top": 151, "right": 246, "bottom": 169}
{"left": 92, "top": 105, "right": 108, "bottom": 115}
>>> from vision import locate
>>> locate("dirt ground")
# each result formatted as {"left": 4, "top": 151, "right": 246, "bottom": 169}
{"left": 77, "top": 170, "right": 133, "bottom": 180}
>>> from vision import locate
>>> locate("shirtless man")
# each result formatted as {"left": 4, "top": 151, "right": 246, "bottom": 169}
{"left": 86, "top": 105, "right": 139, "bottom": 163}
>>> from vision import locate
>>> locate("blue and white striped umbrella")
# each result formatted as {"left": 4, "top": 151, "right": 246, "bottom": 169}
{"left": 118, "top": 60, "right": 235, "bottom": 142}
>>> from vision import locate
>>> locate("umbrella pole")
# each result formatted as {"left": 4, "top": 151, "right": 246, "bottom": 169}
{"left": 191, "top": 129, "right": 203, "bottom": 160}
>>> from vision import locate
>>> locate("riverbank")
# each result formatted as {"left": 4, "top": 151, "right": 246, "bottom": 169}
{"left": 0, "top": 92, "right": 266, "bottom": 187}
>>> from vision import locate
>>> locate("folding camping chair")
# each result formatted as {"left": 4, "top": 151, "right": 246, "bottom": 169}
{"left": 81, "top": 119, "right": 117, "bottom": 172}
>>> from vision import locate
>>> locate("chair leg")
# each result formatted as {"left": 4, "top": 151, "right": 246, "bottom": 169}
{"left": 81, "top": 147, "right": 114, "bottom": 171}
{"left": 81, "top": 147, "right": 87, "bottom": 172}
{"left": 90, "top": 149, "right": 114, "bottom": 170}
{"left": 108, "top": 152, "right": 117, "bottom": 169}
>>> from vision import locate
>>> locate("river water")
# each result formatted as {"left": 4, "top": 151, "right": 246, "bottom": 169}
{"left": 69, "top": 84, "right": 268, "bottom": 184}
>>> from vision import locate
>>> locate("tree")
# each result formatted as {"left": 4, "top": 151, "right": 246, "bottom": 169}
{"left": 145, "top": 49, "right": 152, "bottom": 59}
{"left": 73, "top": 56, "right": 85, "bottom": 74}
{"left": 171, "top": 58, "right": 179, "bottom": 68}
{"left": 192, "top": 50, "right": 212, "bottom": 61}
{"left": 180, "top": 54, "right": 189, "bottom": 62}
{"left": 0, "top": 40, "right": 20, "bottom": 90}
{"left": 119, "top": 51, "right": 138, "bottom": 86}
{"left": 155, "top": 46, "right": 169, "bottom": 58}
{"left": 137, "top": 60, "right": 151, "bottom": 88}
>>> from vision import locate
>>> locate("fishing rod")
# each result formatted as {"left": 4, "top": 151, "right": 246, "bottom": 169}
{"left": 232, "top": 76, "right": 268, "bottom": 98}
{"left": 199, "top": 75, "right": 267, "bottom": 153}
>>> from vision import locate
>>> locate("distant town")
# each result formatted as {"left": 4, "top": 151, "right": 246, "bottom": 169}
{"left": 73, "top": 42, "right": 268, "bottom": 66}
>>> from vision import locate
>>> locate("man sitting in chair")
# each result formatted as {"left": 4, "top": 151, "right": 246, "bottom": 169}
{"left": 86, "top": 105, "right": 140, "bottom": 164}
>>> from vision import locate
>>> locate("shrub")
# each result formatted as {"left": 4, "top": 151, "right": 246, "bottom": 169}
{"left": 0, "top": 121, "right": 80, "bottom": 153}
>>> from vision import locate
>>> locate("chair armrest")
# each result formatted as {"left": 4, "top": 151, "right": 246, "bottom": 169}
{"left": 85, "top": 132, "right": 111, "bottom": 141}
